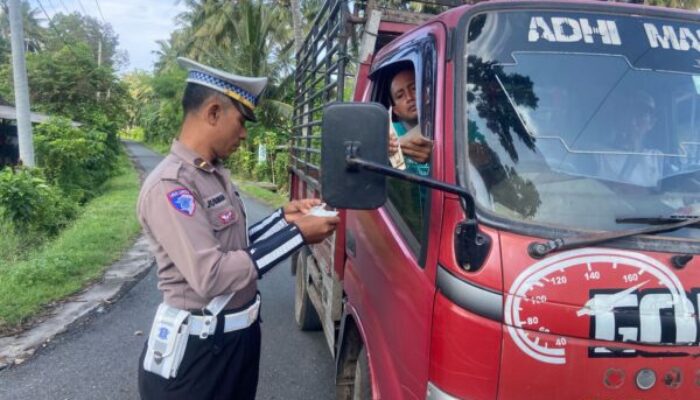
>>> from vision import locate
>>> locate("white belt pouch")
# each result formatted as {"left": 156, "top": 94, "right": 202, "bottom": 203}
{"left": 143, "top": 302, "right": 191, "bottom": 379}
{"left": 143, "top": 293, "right": 234, "bottom": 379}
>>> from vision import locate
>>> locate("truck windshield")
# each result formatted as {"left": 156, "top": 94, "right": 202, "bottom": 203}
{"left": 463, "top": 10, "right": 700, "bottom": 240}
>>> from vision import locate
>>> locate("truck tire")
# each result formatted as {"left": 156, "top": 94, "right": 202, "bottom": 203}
{"left": 294, "top": 250, "right": 322, "bottom": 331}
{"left": 352, "top": 346, "right": 372, "bottom": 400}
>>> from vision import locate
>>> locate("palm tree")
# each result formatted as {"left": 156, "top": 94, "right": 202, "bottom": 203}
{"left": 291, "top": 0, "right": 303, "bottom": 54}
{"left": 197, "top": 1, "right": 283, "bottom": 77}
{"left": 152, "top": 29, "right": 189, "bottom": 73}
{"left": 201, "top": 2, "right": 293, "bottom": 126}
{"left": 0, "top": 0, "right": 46, "bottom": 53}
{"left": 176, "top": 0, "right": 236, "bottom": 59}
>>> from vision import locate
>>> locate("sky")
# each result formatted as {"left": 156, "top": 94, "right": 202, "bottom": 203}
{"left": 35, "top": 0, "right": 187, "bottom": 73}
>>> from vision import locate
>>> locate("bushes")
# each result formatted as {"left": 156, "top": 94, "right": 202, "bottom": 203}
{"left": 34, "top": 117, "right": 117, "bottom": 203}
{"left": 0, "top": 167, "right": 77, "bottom": 237}
{"left": 0, "top": 117, "right": 120, "bottom": 252}
{"left": 0, "top": 155, "right": 141, "bottom": 329}
{"left": 226, "top": 125, "right": 289, "bottom": 190}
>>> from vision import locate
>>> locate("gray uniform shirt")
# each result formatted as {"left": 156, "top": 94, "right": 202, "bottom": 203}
{"left": 137, "top": 140, "right": 257, "bottom": 311}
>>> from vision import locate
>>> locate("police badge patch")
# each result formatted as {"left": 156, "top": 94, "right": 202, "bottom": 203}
{"left": 167, "top": 188, "right": 196, "bottom": 216}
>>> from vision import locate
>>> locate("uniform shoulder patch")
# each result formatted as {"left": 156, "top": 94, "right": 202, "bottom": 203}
{"left": 167, "top": 187, "right": 196, "bottom": 216}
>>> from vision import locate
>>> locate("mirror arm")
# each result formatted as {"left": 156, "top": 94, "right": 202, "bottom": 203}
{"left": 344, "top": 155, "right": 476, "bottom": 220}
{"left": 345, "top": 155, "right": 490, "bottom": 271}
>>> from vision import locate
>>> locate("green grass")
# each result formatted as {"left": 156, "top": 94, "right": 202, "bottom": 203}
{"left": 0, "top": 154, "right": 142, "bottom": 331}
{"left": 234, "top": 178, "right": 288, "bottom": 209}
{"left": 0, "top": 222, "right": 26, "bottom": 264}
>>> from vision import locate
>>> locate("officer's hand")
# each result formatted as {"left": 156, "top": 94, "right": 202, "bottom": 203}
{"left": 294, "top": 214, "right": 340, "bottom": 244}
{"left": 399, "top": 135, "right": 432, "bottom": 163}
{"left": 283, "top": 198, "right": 321, "bottom": 223}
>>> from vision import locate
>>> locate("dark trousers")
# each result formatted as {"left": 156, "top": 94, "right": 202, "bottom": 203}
{"left": 138, "top": 318, "right": 261, "bottom": 400}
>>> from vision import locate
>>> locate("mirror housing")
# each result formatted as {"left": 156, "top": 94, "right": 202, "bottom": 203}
{"left": 321, "top": 102, "right": 389, "bottom": 209}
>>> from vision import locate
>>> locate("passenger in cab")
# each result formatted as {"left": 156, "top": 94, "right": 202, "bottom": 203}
{"left": 387, "top": 67, "right": 432, "bottom": 176}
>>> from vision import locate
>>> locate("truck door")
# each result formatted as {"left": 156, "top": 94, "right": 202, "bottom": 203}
{"left": 344, "top": 31, "right": 443, "bottom": 399}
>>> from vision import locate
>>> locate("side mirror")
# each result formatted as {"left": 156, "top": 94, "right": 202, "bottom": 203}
{"left": 321, "top": 102, "right": 388, "bottom": 209}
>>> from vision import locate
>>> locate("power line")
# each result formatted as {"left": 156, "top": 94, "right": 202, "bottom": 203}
{"left": 34, "top": 0, "right": 56, "bottom": 26}
{"left": 93, "top": 0, "right": 106, "bottom": 23}
{"left": 34, "top": 0, "right": 105, "bottom": 77}
{"left": 75, "top": 0, "right": 88, "bottom": 15}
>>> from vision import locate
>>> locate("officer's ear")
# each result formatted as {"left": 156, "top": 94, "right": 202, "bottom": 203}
{"left": 203, "top": 97, "right": 224, "bottom": 126}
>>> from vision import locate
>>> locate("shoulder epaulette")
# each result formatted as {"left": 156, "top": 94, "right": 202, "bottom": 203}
{"left": 161, "top": 159, "right": 184, "bottom": 181}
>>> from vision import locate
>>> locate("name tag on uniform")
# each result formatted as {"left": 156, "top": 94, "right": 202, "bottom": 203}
{"left": 204, "top": 192, "right": 226, "bottom": 209}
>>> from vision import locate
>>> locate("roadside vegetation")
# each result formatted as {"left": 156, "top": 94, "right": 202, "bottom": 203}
{"left": 0, "top": 3, "right": 136, "bottom": 333}
{"left": 0, "top": 153, "right": 140, "bottom": 332}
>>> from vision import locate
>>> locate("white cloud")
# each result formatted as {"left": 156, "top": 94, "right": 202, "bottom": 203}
{"left": 44, "top": 0, "right": 187, "bottom": 73}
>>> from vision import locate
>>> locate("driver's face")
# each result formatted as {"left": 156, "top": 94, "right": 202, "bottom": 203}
{"left": 632, "top": 99, "right": 656, "bottom": 133}
{"left": 390, "top": 70, "right": 417, "bottom": 123}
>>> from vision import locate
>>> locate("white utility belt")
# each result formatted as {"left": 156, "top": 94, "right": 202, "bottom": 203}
{"left": 188, "top": 295, "right": 260, "bottom": 339}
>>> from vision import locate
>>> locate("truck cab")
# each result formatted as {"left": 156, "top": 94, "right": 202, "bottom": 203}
{"left": 291, "top": 1, "right": 700, "bottom": 399}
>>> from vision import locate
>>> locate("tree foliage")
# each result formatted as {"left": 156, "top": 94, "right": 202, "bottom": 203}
{"left": 0, "top": 0, "right": 45, "bottom": 53}
{"left": 125, "top": 0, "right": 310, "bottom": 189}
{"left": 0, "top": 4, "right": 130, "bottom": 159}
{"left": 45, "top": 13, "right": 127, "bottom": 70}
{"left": 26, "top": 43, "right": 125, "bottom": 122}
{"left": 0, "top": 2, "right": 130, "bottom": 246}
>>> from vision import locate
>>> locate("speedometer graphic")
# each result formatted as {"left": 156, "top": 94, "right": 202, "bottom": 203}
{"left": 504, "top": 248, "right": 694, "bottom": 365}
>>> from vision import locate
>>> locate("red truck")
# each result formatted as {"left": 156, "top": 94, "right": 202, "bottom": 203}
{"left": 289, "top": 1, "right": 700, "bottom": 398}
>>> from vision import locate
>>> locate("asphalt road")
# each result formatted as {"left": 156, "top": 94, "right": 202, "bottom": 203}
{"left": 0, "top": 141, "right": 334, "bottom": 400}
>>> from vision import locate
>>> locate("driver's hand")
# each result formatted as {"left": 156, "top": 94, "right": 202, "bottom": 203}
{"left": 399, "top": 135, "right": 432, "bottom": 163}
{"left": 388, "top": 133, "right": 399, "bottom": 156}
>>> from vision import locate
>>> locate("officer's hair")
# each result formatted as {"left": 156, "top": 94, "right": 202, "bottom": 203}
{"left": 182, "top": 83, "right": 230, "bottom": 116}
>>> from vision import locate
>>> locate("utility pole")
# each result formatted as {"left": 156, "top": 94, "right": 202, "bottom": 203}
{"left": 96, "top": 37, "right": 102, "bottom": 100}
{"left": 97, "top": 36, "right": 102, "bottom": 67}
{"left": 8, "top": 0, "right": 34, "bottom": 167}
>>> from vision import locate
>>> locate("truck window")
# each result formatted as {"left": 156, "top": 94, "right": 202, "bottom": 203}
{"left": 374, "top": 49, "right": 435, "bottom": 258}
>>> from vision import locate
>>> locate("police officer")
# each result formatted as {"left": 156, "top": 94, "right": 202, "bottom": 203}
{"left": 136, "top": 57, "right": 339, "bottom": 400}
